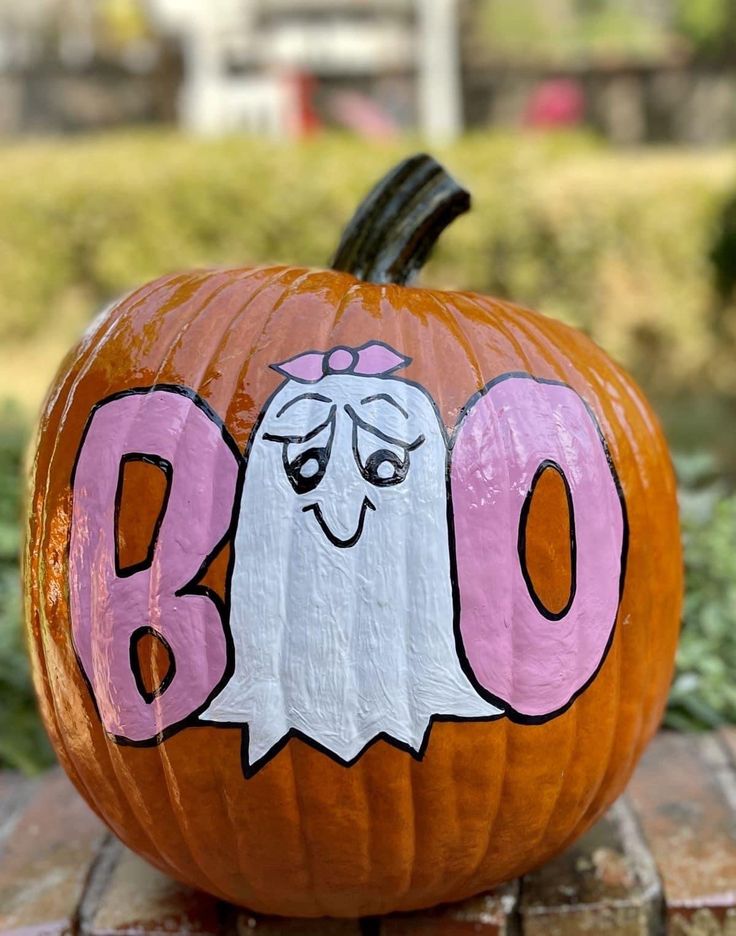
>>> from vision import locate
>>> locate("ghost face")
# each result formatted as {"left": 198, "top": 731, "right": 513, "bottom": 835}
{"left": 262, "top": 374, "right": 428, "bottom": 549}
{"left": 201, "top": 369, "right": 502, "bottom": 773}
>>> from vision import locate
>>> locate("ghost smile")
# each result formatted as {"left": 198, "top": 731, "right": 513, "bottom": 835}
{"left": 302, "top": 497, "right": 376, "bottom": 548}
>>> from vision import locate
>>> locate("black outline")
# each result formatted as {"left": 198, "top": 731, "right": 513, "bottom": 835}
{"left": 263, "top": 405, "right": 336, "bottom": 445}
{"left": 517, "top": 459, "right": 577, "bottom": 621}
{"left": 266, "top": 406, "right": 337, "bottom": 496}
{"left": 360, "top": 393, "right": 409, "bottom": 420}
{"left": 302, "top": 497, "right": 376, "bottom": 548}
{"left": 447, "top": 371, "right": 630, "bottom": 726}
{"left": 346, "top": 403, "right": 425, "bottom": 490}
{"left": 344, "top": 404, "right": 424, "bottom": 450}
{"left": 114, "top": 453, "right": 173, "bottom": 579}
{"left": 69, "top": 359, "right": 629, "bottom": 777}
{"left": 322, "top": 345, "right": 358, "bottom": 376}
{"left": 129, "top": 625, "right": 176, "bottom": 704}
{"left": 275, "top": 392, "right": 332, "bottom": 420}
{"left": 239, "top": 710, "right": 503, "bottom": 780}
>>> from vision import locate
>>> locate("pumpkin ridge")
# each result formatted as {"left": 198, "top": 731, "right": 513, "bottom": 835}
{"left": 426, "top": 291, "right": 488, "bottom": 900}
{"left": 455, "top": 290, "right": 531, "bottom": 372}
{"left": 603, "top": 350, "right": 680, "bottom": 761}
{"left": 93, "top": 279, "right": 234, "bottom": 886}
{"left": 220, "top": 266, "right": 308, "bottom": 439}
{"left": 521, "top": 309, "right": 651, "bottom": 834}
{"left": 35, "top": 283, "right": 149, "bottom": 825}
{"left": 469, "top": 719, "right": 510, "bottom": 893}
{"left": 115, "top": 275, "right": 249, "bottom": 882}
{"left": 266, "top": 270, "right": 357, "bottom": 914}
{"left": 204, "top": 268, "right": 309, "bottom": 907}
{"left": 145, "top": 282, "right": 248, "bottom": 894}
{"left": 427, "top": 289, "right": 484, "bottom": 398}
{"left": 455, "top": 300, "right": 625, "bottom": 870}
{"left": 514, "top": 306, "right": 628, "bottom": 823}
{"left": 232, "top": 266, "right": 320, "bottom": 419}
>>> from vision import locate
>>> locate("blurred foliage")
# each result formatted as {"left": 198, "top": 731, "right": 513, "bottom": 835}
{"left": 710, "top": 186, "right": 736, "bottom": 303}
{"left": 0, "top": 407, "right": 53, "bottom": 772}
{"left": 672, "top": 0, "right": 736, "bottom": 60}
{"left": 1, "top": 131, "right": 736, "bottom": 411}
{"left": 475, "top": 0, "right": 670, "bottom": 60}
{"left": 475, "top": 0, "right": 736, "bottom": 62}
{"left": 667, "top": 452, "right": 736, "bottom": 730}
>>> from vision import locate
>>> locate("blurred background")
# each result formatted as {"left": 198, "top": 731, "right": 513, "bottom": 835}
{"left": 2, "top": 0, "right": 736, "bottom": 771}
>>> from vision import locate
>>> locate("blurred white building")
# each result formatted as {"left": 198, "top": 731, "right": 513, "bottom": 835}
{"left": 146, "top": 0, "right": 462, "bottom": 140}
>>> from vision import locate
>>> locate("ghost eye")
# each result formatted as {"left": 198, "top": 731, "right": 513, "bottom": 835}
{"left": 346, "top": 405, "right": 424, "bottom": 490}
{"left": 361, "top": 448, "right": 408, "bottom": 487}
{"left": 263, "top": 405, "right": 336, "bottom": 495}
{"left": 285, "top": 446, "right": 329, "bottom": 494}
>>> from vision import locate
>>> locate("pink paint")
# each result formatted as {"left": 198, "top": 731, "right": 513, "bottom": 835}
{"left": 451, "top": 377, "right": 624, "bottom": 718}
{"left": 327, "top": 348, "right": 354, "bottom": 371}
{"left": 273, "top": 351, "right": 325, "bottom": 383}
{"left": 273, "top": 342, "right": 410, "bottom": 383}
{"left": 69, "top": 389, "right": 240, "bottom": 742}
{"left": 352, "top": 343, "right": 409, "bottom": 376}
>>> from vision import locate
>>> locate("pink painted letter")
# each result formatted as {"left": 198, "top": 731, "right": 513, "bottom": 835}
{"left": 69, "top": 388, "right": 240, "bottom": 742}
{"left": 451, "top": 376, "right": 625, "bottom": 719}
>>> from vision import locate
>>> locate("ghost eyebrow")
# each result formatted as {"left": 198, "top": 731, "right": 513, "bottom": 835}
{"left": 344, "top": 404, "right": 424, "bottom": 451}
{"left": 264, "top": 405, "right": 336, "bottom": 444}
{"left": 360, "top": 393, "right": 409, "bottom": 419}
{"left": 275, "top": 392, "right": 332, "bottom": 419}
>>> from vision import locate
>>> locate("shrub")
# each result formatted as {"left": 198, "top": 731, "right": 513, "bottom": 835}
{"left": 1, "top": 131, "right": 735, "bottom": 404}
{"left": 667, "top": 453, "right": 736, "bottom": 730}
{"left": 0, "top": 407, "right": 53, "bottom": 771}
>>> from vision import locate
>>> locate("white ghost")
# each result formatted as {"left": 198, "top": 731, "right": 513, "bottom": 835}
{"left": 201, "top": 344, "right": 502, "bottom": 773}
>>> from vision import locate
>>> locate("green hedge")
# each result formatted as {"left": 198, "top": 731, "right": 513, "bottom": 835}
{"left": 668, "top": 452, "right": 736, "bottom": 731}
{"left": 0, "top": 408, "right": 52, "bottom": 772}
{"left": 1, "top": 131, "right": 735, "bottom": 402}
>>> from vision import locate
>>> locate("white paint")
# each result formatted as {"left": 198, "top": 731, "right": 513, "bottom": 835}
{"left": 201, "top": 372, "right": 502, "bottom": 768}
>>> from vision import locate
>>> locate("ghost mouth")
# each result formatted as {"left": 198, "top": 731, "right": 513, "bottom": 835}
{"left": 302, "top": 497, "right": 376, "bottom": 548}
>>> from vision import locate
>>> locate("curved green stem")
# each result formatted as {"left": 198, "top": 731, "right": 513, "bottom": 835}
{"left": 331, "top": 153, "right": 471, "bottom": 286}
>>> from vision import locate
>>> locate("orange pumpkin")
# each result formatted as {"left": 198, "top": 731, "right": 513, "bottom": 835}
{"left": 24, "top": 155, "right": 682, "bottom": 917}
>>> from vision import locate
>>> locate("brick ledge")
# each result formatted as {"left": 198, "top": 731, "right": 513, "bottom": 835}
{"left": 3, "top": 731, "right": 736, "bottom": 935}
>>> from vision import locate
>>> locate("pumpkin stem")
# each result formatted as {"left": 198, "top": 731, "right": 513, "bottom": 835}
{"left": 330, "top": 153, "right": 471, "bottom": 286}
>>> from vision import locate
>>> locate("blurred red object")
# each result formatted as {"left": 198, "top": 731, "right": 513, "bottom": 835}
{"left": 290, "top": 72, "right": 322, "bottom": 136}
{"left": 328, "top": 90, "right": 400, "bottom": 140}
{"left": 525, "top": 79, "right": 585, "bottom": 128}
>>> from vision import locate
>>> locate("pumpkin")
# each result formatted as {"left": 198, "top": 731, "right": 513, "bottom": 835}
{"left": 24, "top": 154, "right": 682, "bottom": 918}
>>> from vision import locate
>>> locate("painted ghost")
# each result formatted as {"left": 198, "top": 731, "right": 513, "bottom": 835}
{"left": 200, "top": 343, "right": 503, "bottom": 773}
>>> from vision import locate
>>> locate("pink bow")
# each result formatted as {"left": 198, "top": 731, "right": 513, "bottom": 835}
{"left": 272, "top": 342, "right": 410, "bottom": 383}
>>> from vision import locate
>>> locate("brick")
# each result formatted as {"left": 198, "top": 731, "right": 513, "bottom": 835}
{"left": 0, "top": 772, "right": 35, "bottom": 849}
{"left": 0, "top": 768, "right": 106, "bottom": 936}
{"left": 378, "top": 883, "right": 518, "bottom": 935}
{"left": 717, "top": 727, "right": 736, "bottom": 771}
{"left": 628, "top": 732, "right": 736, "bottom": 934}
{"left": 520, "top": 798, "right": 661, "bottom": 935}
{"left": 236, "top": 915, "right": 362, "bottom": 935}
{"left": 83, "top": 844, "right": 225, "bottom": 936}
